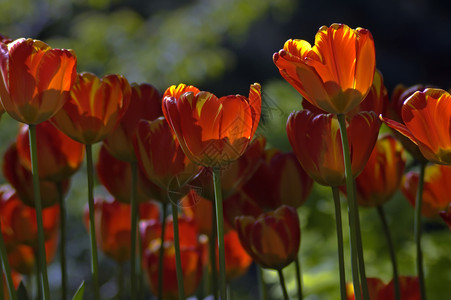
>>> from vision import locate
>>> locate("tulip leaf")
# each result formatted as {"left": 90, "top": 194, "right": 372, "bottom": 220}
{"left": 71, "top": 281, "right": 85, "bottom": 300}
{"left": 17, "top": 281, "right": 30, "bottom": 300}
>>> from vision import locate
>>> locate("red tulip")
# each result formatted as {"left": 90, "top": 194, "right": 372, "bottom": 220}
{"left": 347, "top": 276, "right": 420, "bottom": 300}
{"left": 162, "top": 83, "right": 261, "bottom": 168}
{"left": 50, "top": 72, "right": 131, "bottom": 144}
{"left": 273, "top": 23, "right": 375, "bottom": 114}
{"left": 0, "top": 38, "right": 77, "bottom": 124}
{"left": 219, "top": 229, "right": 253, "bottom": 280}
{"left": 223, "top": 191, "right": 263, "bottom": 230}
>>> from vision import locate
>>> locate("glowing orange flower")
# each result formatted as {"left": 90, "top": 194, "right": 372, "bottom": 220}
{"left": 347, "top": 276, "right": 420, "bottom": 300}
{"left": 181, "top": 190, "right": 214, "bottom": 236}
{"left": 50, "top": 72, "right": 131, "bottom": 144}
{"left": 104, "top": 83, "right": 162, "bottom": 162}
{"left": 346, "top": 277, "right": 386, "bottom": 300}
{"left": 16, "top": 121, "right": 84, "bottom": 182}
{"left": 273, "top": 23, "right": 375, "bottom": 114}
{"left": 382, "top": 88, "right": 451, "bottom": 165}
{"left": 402, "top": 164, "right": 451, "bottom": 217}
{"left": 162, "top": 83, "right": 261, "bottom": 167}
{"left": 350, "top": 134, "right": 406, "bottom": 207}
{"left": 287, "top": 109, "right": 380, "bottom": 186}
{"left": 219, "top": 229, "right": 252, "bottom": 280}
{"left": 2, "top": 270, "right": 21, "bottom": 299}
{"left": 0, "top": 38, "right": 77, "bottom": 124}
{"left": 235, "top": 205, "right": 300, "bottom": 270}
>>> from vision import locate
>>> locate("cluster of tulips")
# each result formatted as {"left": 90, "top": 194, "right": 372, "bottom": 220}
{"left": 0, "top": 22, "right": 450, "bottom": 300}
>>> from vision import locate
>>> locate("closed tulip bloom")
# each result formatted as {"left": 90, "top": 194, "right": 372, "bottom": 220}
{"left": 162, "top": 83, "right": 261, "bottom": 167}
{"left": 352, "top": 134, "right": 406, "bottom": 207}
{"left": 287, "top": 109, "right": 380, "bottom": 186}
{"left": 273, "top": 23, "right": 375, "bottom": 114}
{"left": 3, "top": 143, "right": 69, "bottom": 208}
{"left": 235, "top": 205, "right": 300, "bottom": 270}
{"left": 104, "top": 83, "right": 162, "bottom": 162}
{"left": 402, "top": 164, "right": 451, "bottom": 217}
{"left": 134, "top": 117, "right": 200, "bottom": 192}
{"left": 16, "top": 121, "right": 84, "bottom": 182}
{"left": 223, "top": 191, "right": 263, "bottom": 230}
{"left": 382, "top": 88, "right": 451, "bottom": 165}
{"left": 0, "top": 38, "right": 77, "bottom": 124}
{"left": 50, "top": 72, "right": 131, "bottom": 144}
{"left": 96, "top": 144, "right": 163, "bottom": 203}
{"left": 243, "top": 149, "right": 313, "bottom": 210}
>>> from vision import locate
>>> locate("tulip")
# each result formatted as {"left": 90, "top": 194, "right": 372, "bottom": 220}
{"left": 220, "top": 229, "right": 252, "bottom": 281}
{"left": 104, "top": 83, "right": 162, "bottom": 162}
{"left": 2, "top": 270, "right": 21, "bottom": 300}
{"left": 273, "top": 23, "right": 375, "bottom": 115}
{"left": 401, "top": 164, "right": 451, "bottom": 217}
{"left": 223, "top": 191, "right": 264, "bottom": 230}
{"left": 347, "top": 276, "right": 420, "bottom": 300}
{"left": 16, "top": 122, "right": 84, "bottom": 182}
{"left": 0, "top": 38, "right": 77, "bottom": 125}
{"left": 346, "top": 277, "right": 386, "bottom": 300}
{"left": 181, "top": 190, "right": 214, "bottom": 236}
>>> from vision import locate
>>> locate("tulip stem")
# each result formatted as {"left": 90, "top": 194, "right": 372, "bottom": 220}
{"left": 29, "top": 124, "right": 50, "bottom": 300}
{"left": 415, "top": 162, "right": 427, "bottom": 300}
{"left": 278, "top": 269, "right": 289, "bottom": 300}
{"left": 332, "top": 186, "right": 347, "bottom": 300}
{"left": 295, "top": 256, "right": 303, "bottom": 300}
{"left": 212, "top": 168, "right": 227, "bottom": 300}
{"left": 171, "top": 203, "right": 185, "bottom": 300}
{"left": 353, "top": 184, "right": 369, "bottom": 299}
{"left": 137, "top": 222, "right": 144, "bottom": 300}
{"left": 36, "top": 255, "right": 43, "bottom": 300}
{"left": 0, "top": 218, "right": 17, "bottom": 300}
{"left": 376, "top": 205, "right": 400, "bottom": 300}
{"left": 209, "top": 200, "right": 218, "bottom": 300}
{"left": 257, "top": 266, "right": 268, "bottom": 300}
{"left": 157, "top": 203, "right": 168, "bottom": 300}
{"left": 130, "top": 162, "right": 138, "bottom": 300}
{"left": 336, "top": 114, "right": 366, "bottom": 300}
{"left": 86, "top": 144, "right": 100, "bottom": 300}
{"left": 57, "top": 182, "right": 67, "bottom": 300}
{"left": 117, "top": 263, "right": 124, "bottom": 300}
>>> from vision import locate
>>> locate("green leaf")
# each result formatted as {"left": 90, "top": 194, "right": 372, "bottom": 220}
{"left": 71, "top": 281, "right": 85, "bottom": 300}
{"left": 17, "top": 281, "right": 30, "bottom": 300}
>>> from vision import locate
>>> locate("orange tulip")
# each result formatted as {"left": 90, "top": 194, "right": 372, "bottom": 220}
{"left": 287, "top": 109, "right": 380, "bottom": 186}
{"left": 439, "top": 203, "right": 451, "bottom": 230}
{"left": 162, "top": 83, "right": 261, "bottom": 168}
{"left": 140, "top": 216, "right": 205, "bottom": 300}
{"left": 346, "top": 277, "right": 386, "bottom": 300}
{"left": 0, "top": 38, "right": 77, "bottom": 124}
{"left": 3, "top": 142, "right": 69, "bottom": 208}
{"left": 2, "top": 270, "right": 21, "bottom": 299}
{"left": 181, "top": 190, "right": 214, "bottom": 236}
{"left": 133, "top": 117, "right": 200, "bottom": 194}
{"left": 349, "top": 134, "right": 406, "bottom": 207}
{"left": 104, "top": 83, "right": 162, "bottom": 162}
{"left": 382, "top": 88, "right": 451, "bottom": 165}
{"left": 16, "top": 121, "right": 84, "bottom": 182}
{"left": 273, "top": 23, "right": 375, "bottom": 114}
{"left": 220, "top": 229, "right": 252, "bottom": 280}
{"left": 50, "top": 72, "right": 131, "bottom": 144}
{"left": 347, "top": 276, "right": 420, "bottom": 300}
{"left": 235, "top": 205, "right": 300, "bottom": 270}
{"left": 401, "top": 164, "right": 451, "bottom": 217}
{"left": 242, "top": 149, "right": 313, "bottom": 210}
{"left": 96, "top": 144, "right": 163, "bottom": 203}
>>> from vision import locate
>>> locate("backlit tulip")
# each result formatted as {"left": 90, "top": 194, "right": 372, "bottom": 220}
{"left": 401, "top": 164, "right": 451, "bottom": 217}
{"left": 104, "top": 83, "right": 162, "bottom": 162}
{"left": 181, "top": 190, "right": 214, "bottom": 236}
{"left": 350, "top": 134, "right": 406, "bottom": 207}
{"left": 133, "top": 117, "right": 200, "bottom": 194}
{"left": 235, "top": 205, "right": 300, "bottom": 270}
{"left": 96, "top": 144, "right": 163, "bottom": 203}
{"left": 382, "top": 88, "right": 451, "bottom": 165}
{"left": 273, "top": 23, "right": 375, "bottom": 114}
{"left": 242, "top": 149, "right": 313, "bottom": 210}
{"left": 287, "top": 109, "right": 380, "bottom": 186}
{"left": 3, "top": 142, "right": 69, "bottom": 207}
{"left": 220, "top": 229, "right": 252, "bottom": 280}
{"left": 16, "top": 121, "right": 84, "bottom": 182}
{"left": 347, "top": 276, "right": 420, "bottom": 300}
{"left": 346, "top": 277, "right": 386, "bottom": 300}
{"left": 50, "top": 72, "right": 131, "bottom": 144}
{"left": 162, "top": 83, "right": 261, "bottom": 168}
{"left": 0, "top": 38, "right": 77, "bottom": 124}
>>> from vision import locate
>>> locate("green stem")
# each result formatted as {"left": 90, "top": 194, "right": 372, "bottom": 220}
{"left": 28, "top": 124, "right": 50, "bottom": 300}
{"left": 116, "top": 263, "right": 124, "bottom": 300}
{"left": 209, "top": 200, "right": 218, "bottom": 300}
{"left": 36, "top": 255, "right": 42, "bottom": 300}
{"left": 257, "top": 266, "right": 268, "bottom": 300}
{"left": 415, "top": 162, "right": 427, "bottom": 300}
{"left": 86, "top": 144, "right": 100, "bottom": 300}
{"left": 171, "top": 204, "right": 185, "bottom": 300}
{"left": 130, "top": 162, "right": 138, "bottom": 300}
{"left": 212, "top": 168, "right": 227, "bottom": 300}
{"left": 336, "top": 114, "right": 363, "bottom": 300}
{"left": 377, "top": 205, "right": 400, "bottom": 300}
{"left": 137, "top": 221, "right": 144, "bottom": 300}
{"left": 278, "top": 269, "right": 289, "bottom": 300}
{"left": 295, "top": 256, "right": 303, "bottom": 300}
{"left": 57, "top": 182, "right": 67, "bottom": 300}
{"left": 0, "top": 222, "right": 16, "bottom": 300}
{"left": 157, "top": 203, "right": 168, "bottom": 300}
{"left": 332, "top": 186, "right": 347, "bottom": 300}
{"left": 0, "top": 270, "right": 4, "bottom": 300}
